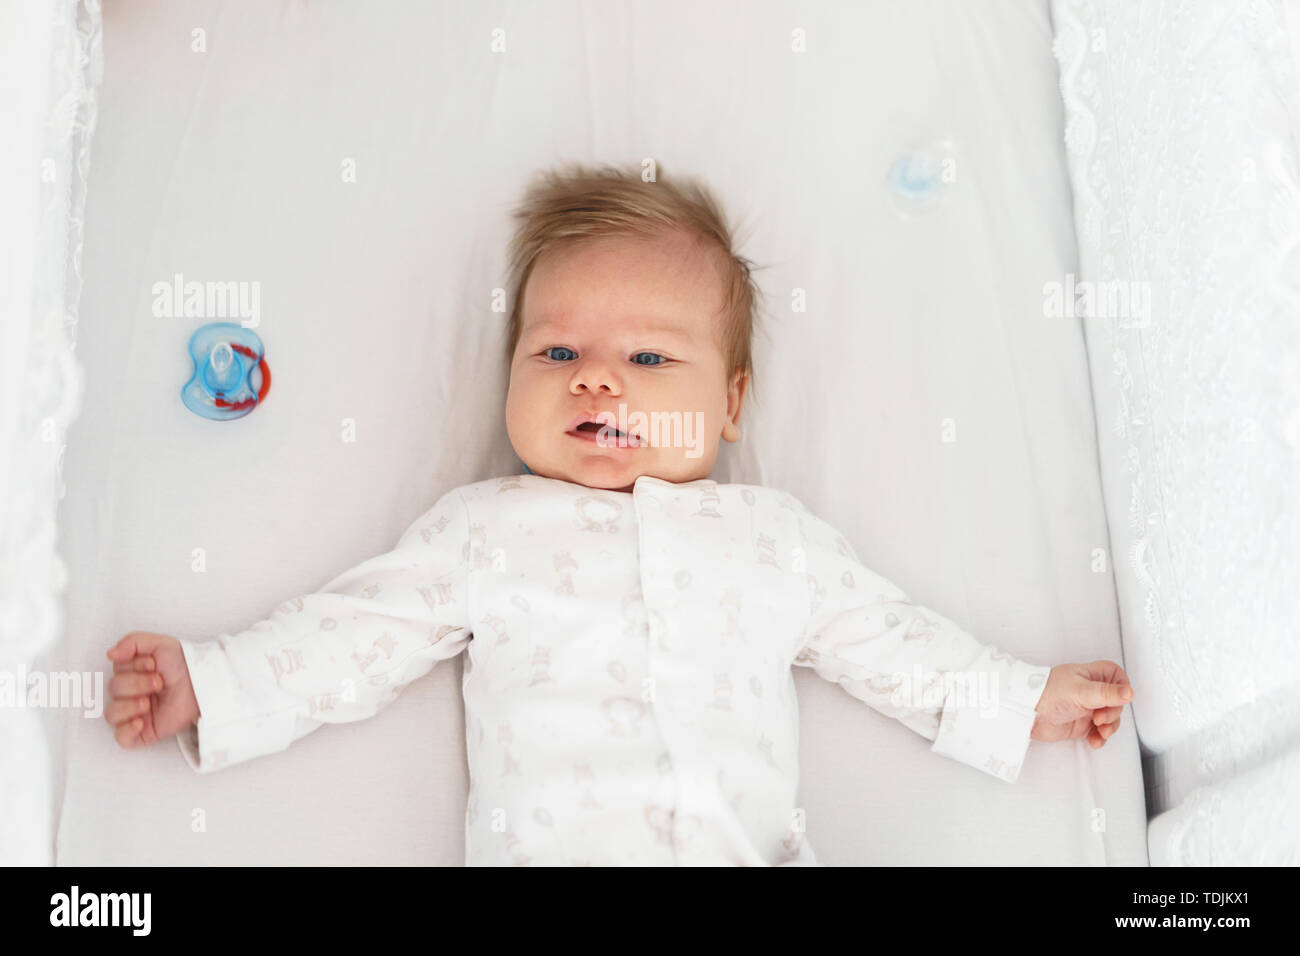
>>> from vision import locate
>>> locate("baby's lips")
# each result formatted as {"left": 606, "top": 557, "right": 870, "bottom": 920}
{"left": 598, "top": 427, "right": 644, "bottom": 447}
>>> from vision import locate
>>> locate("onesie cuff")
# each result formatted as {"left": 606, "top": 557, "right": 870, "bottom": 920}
{"left": 175, "top": 636, "right": 299, "bottom": 773}
{"left": 928, "top": 652, "right": 1051, "bottom": 784}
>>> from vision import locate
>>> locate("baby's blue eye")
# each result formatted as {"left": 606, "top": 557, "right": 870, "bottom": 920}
{"left": 545, "top": 347, "right": 577, "bottom": 361}
{"left": 632, "top": 352, "right": 666, "bottom": 366}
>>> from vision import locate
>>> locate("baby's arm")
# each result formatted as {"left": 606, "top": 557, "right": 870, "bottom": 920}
{"left": 107, "top": 487, "right": 472, "bottom": 773}
{"left": 791, "top": 500, "right": 1052, "bottom": 784}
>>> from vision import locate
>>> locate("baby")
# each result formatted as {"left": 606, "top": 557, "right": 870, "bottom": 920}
{"left": 105, "top": 163, "right": 1133, "bottom": 866}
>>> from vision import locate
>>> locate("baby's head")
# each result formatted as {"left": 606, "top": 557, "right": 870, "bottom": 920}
{"left": 504, "top": 163, "right": 760, "bottom": 493}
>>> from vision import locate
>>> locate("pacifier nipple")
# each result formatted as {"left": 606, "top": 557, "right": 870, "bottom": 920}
{"left": 205, "top": 342, "right": 239, "bottom": 389}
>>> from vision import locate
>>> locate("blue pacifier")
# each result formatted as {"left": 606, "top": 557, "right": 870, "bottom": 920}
{"left": 887, "top": 138, "right": 956, "bottom": 216}
{"left": 182, "top": 322, "right": 271, "bottom": 421}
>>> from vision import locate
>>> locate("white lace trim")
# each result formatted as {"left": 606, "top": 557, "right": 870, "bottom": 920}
{"left": 0, "top": 0, "right": 101, "bottom": 865}
{"left": 1052, "top": 0, "right": 1300, "bottom": 865}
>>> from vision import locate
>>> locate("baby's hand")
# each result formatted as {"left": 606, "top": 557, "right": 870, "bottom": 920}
{"left": 104, "top": 631, "right": 200, "bottom": 749}
{"left": 1030, "top": 660, "right": 1133, "bottom": 749}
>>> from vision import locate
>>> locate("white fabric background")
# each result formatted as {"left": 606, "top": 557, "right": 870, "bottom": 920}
{"left": 1053, "top": 0, "right": 1300, "bottom": 865}
{"left": 43, "top": 0, "right": 1147, "bottom": 865}
{"left": 0, "top": 0, "right": 101, "bottom": 867}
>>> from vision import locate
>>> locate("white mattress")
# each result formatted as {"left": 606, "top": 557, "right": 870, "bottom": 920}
{"left": 41, "top": 0, "right": 1148, "bottom": 865}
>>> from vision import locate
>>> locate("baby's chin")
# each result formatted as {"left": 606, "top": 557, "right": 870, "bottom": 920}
{"left": 562, "top": 461, "right": 642, "bottom": 493}
{"left": 521, "top": 450, "right": 643, "bottom": 492}
{"left": 540, "top": 456, "right": 716, "bottom": 492}
{"left": 524, "top": 440, "right": 720, "bottom": 491}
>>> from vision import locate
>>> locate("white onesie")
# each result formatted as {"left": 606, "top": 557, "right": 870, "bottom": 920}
{"left": 176, "top": 473, "right": 1051, "bottom": 865}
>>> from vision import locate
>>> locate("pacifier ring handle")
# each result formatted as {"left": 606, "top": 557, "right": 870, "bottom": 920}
{"left": 229, "top": 343, "right": 271, "bottom": 402}
{"left": 254, "top": 357, "right": 271, "bottom": 403}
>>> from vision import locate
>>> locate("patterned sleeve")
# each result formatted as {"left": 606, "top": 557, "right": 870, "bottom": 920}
{"left": 791, "top": 500, "right": 1051, "bottom": 784}
{"left": 175, "top": 487, "right": 472, "bottom": 773}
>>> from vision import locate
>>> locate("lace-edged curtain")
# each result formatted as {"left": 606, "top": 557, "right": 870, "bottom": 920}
{"left": 1052, "top": 0, "right": 1300, "bottom": 864}
{"left": 0, "top": 0, "right": 102, "bottom": 865}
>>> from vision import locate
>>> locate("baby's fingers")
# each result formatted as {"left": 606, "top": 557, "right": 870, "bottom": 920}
{"left": 106, "top": 634, "right": 144, "bottom": 662}
{"left": 106, "top": 632, "right": 172, "bottom": 664}
{"left": 105, "top": 695, "right": 152, "bottom": 726}
{"left": 114, "top": 717, "right": 146, "bottom": 748}
{"left": 112, "top": 655, "right": 155, "bottom": 675}
{"left": 109, "top": 672, "right": 164, "bottom": 698}
{"left": 1092, "top": 705, "right": 1124, "bottom": 726}
{"left": 1087, "top": 719, "right": 1121, "bottom": 749}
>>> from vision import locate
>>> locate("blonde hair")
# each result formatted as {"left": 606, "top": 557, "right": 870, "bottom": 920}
{"left": 504, "top": 162, "right": 761, "bottom": 399}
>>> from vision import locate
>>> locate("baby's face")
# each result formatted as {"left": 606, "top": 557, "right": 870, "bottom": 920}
{"left": 506, "top": 230, "right": 747, "bottom": 493}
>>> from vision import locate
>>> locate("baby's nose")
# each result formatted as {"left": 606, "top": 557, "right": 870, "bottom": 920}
{"left": 569, "top": 363, "right": 621, "bottom": 394}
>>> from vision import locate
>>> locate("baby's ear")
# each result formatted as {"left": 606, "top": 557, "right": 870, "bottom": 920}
{"left": 722, "top": 372, "right": 748, "bottom": 443}
{"left": 727, "top": 370, "right": 749, "bottom": 422}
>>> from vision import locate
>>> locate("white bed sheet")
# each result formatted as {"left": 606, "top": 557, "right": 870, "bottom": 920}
{"left": 41, "top": 0, "right": 1148, "bottom": 865}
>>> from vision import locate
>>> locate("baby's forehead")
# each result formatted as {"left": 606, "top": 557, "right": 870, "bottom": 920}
{"left": 521, "top": 311, "right": 727, "bottom": 356}
{"left": 522, "top": 233, "right": 728, "bottom": 341}
{"left": 525, "top": 311, "right": 699, "bottom": 341}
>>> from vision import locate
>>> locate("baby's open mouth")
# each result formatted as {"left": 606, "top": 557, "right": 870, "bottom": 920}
{"left": 575, "top": 421, "right": 623, "bottom": 437}
{"left": 568, "top": 418, "right": 642, "bottom": 447}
